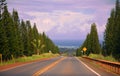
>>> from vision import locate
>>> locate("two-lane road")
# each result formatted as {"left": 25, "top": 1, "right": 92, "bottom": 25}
{"left": 0, "top": 57, "right": 118, "bottom": 76}
{"left": 40, "top": 57, "right": 98, "bottom": 76}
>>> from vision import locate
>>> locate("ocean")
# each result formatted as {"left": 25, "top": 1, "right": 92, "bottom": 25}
{"left": 53, "top": 40, "right": 83, "bottom": 49}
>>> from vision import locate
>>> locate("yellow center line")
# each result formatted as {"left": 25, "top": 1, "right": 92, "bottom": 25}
{"left": 33, "top": 57, "right": 65, "bottom": 76}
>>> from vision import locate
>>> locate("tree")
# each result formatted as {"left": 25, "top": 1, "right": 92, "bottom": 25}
{"left": 1, "top": 6, "right": 15, "bottom": 60}
{"left": 40, "top": 32, "right": 59, "bottom": 54}
{"left": 90, "top": 23, "right": 101, "bottom": 54}
{"left": 0, "top": 0, "right": 8, "bottom": 60}
{"left": 33, "top": 23, "right": 39, "bottom": 41}
{"left": 103, "top": 9, "right": 115, "bottom": 56}
{"left": 0, "top": 0, "right": 7, "bottom": 20}
{"left": 26, "top": 20, "right": 34, "bottom": 55}
{"left": 12, "top": 9, "right": 23, "bottom": 57}
{"left": 103, "top": 0, "right": 120, "bottom": 61}
{"left": 20, "top": 20, "right": 28, "bottom": 56}
{"left": 77, "top": 33, "right": 91, "bottom": 56}
{"left": 77, "top": 23, "right": 101, "bottom": 56}
{"left": 0, "top": 0, "right": 59, "bottom": 60}
{"left": 31, "top": 39, "right": 45, "bottom": 55}
{"left": 112, "top": 0, "right": 120, "bottom": 60}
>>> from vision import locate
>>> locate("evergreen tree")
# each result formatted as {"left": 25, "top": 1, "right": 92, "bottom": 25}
{"left": 0, "top": 0, "right": 7, "bottom": 20}
{"left": 90, "top": 23, "right": 101, "bottom": 54}
{"left": 20, "top": 20, "right": 28, "bottom": 56}
{"left": 85, "top": 34, "right": 91, "bottom": 56}
{"left": 33, "top": 23, "right": 39, "bottom": 40}
{"left": 77, "top": 23, "right": 101, "bottom": 56}
{"left": 32, "top": 23, "right": 39, "bottom": 54}
{"left": 1, "top": 6, "right": 14, "bottom": 60}
{"left": 26, "top": 20, "right": 34, "bottom": 55}
{"left": 104, "top": 0, "right": 120, "bottom": 61}
{"left": 103, "top": 9, "right": 115, "bottom": 56}
{"left": 12, "top": 9, "right": 23, "bottom": 57}
{"left": 113, "top": 0, "right": 120, "bottom": 60}
{"left": 0, "top": 0, "right": 8, "bottom": 60}
{"left": 40, "top": 32, "right": 59, "bottom": 54}
{"left": 0, "top": 1, "right": 59, "bottom": 60}
{"left": 77, "top": 33, "right": 91, "bottom": 56}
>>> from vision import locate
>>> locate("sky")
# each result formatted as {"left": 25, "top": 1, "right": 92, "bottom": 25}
{"left": 7, "top": 0, "right": 115, "bottom": 41}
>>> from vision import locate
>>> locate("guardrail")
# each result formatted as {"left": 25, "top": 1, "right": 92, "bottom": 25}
{"left": 82, "top": 57, "right": 120, "bottom": 75}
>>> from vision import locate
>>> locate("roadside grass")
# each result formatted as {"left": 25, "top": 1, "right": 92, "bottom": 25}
{"left": 88, "top": 54, "right": 117, "bottom": 62}
{"left": 0, "top": 53, "right": 59, "bottom": 66}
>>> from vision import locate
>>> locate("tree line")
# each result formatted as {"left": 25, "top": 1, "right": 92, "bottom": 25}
{"left": 76, "top": 23, "right": 101, "bottom": 56}
{"left": 76, "top": 0, "right": 120, "bottom": 61}
{"left": 0, "top": 0, "right": 59, "bottom": 60}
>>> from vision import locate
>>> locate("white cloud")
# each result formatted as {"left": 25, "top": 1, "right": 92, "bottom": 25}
{"left": 26, "top": 10, "right": 95, "bottom": 34}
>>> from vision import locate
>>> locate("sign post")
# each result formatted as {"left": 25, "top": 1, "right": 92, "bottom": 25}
{"left": 83, "top": 47, "right": 87, "bottom": 55}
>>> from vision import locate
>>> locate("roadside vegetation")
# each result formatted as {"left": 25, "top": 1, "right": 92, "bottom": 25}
{"left": 0, "top": 0, "right": 59, "bottom": 64}
{"left": 0, "top": 53, "right": 59, "bottom": 66}
{"left": 76, "top": 0, "right": 120, "bottom": 62}
{"left": 88, "top": 54, "right": 117, "bottom": 62}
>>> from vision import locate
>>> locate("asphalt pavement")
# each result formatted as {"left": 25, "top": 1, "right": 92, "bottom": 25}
{"left": 0, "top": 57, "right": 118, "bottom": 76}
{"left": 40, "top": 57, "right": 98, "bottom": 76}
{"left": 0, "top": 57, "right": 61, "bottom": 76}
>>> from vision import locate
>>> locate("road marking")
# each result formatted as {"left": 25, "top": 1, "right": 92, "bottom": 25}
{"left": 0, "top": 58, "right": 52, "bottom": 72}
{"left": 33, "top": 57, "right": 65, "bottom": 76}
{"left": 76, "top": 57, "right": 101, "bottom": 76}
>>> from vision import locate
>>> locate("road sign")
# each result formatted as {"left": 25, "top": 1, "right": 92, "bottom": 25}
{"left": 83, "top": 47, "right": 87, "bottom": 52}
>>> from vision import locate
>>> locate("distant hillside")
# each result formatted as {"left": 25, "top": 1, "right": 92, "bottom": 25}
{"left": 53, "top": 40, "right": 83, "bottom": 48}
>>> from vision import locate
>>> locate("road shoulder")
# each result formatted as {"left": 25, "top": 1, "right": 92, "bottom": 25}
{"left": 79, "top": 57, "right": 119, "bottom": 76}
{"left": 0, "top": 57, "right": 54, "bottom": 72}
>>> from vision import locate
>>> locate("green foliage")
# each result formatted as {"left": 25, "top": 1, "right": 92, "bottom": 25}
{"left": 89, "top": 54, "right": 117, "bottom": 62}
{"left": 40, "top": 32, "right": 59, "bottom": 54}
{"left": 31, "top": 39, "right": 45, "bottom": 55}
{"left": 90, "top": 23, "right": 101, "bottom": 54}
{"left": 76, "top": 49, "right": 82, "bottom": 56}
{"left": 0, "top": 53, "right": 59, "bottom": 66}
{"left": 76, "top": 23, "right": 101, "bottom": 56}
{"left": 0, "top": 1, "right": 59, "bottom": 61}
{"left": 103, "top": 9, "right": 115, "bottom": 56}
{"left": 103, "top": 0, "right": 120, "bottom": 61}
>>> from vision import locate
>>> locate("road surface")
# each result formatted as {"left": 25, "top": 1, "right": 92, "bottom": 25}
{"left": 0, "top": 57, "right": 61, "bottom": 76}
{"left": 0, "top": 57, "right": 118, "bottom": 76}
{"left": 40, "top": 57, "right": 98, "bottom": 76}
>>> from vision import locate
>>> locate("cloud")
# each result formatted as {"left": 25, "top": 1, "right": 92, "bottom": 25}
{"left": 7, "top": 0, "right": 115, "bottom": 40}
{"left": 26, "top": 11, "right": 95, "bottom": 35}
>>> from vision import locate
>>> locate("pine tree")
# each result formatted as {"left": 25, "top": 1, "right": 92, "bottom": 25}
{"left": 113, "top": 0, "right": 120, "bottom": 60}
{"left": 85, "top": 34, "right": 91, "bottom": 56}
{"left": 20, "top": 20, "right": 28, "bottom": 56}
{"left": 12, "top": 9, "right": 23, "bottom": 57}
{"left": 103, "top": 9, "right": 115, "bottom": 56}
{"left": 33, "top": 23, "right": 39, "bottom": 40}
{"left": 0, "top": 0, "right": 8, "bottom": 60}
{"left": 90, "top": 23, "right": 101, "bottom": 54}
{"left": 0, "top": 0, "right": 7, "bottom": 20}
{"left": 104, "top": 0, "right": 120, "bottom": 61}
{"left": 2, "top": 6, "right": 12, "bottom": 60}
{"left": 26, "top": 20, "right": 34, "bottom": 55}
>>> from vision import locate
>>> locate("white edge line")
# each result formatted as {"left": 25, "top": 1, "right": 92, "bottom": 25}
{"left": 76, "top": 57, "right": 101, "bottom": 76}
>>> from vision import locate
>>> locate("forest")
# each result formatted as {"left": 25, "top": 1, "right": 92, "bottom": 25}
{"left": 0, "top": 0, "right": 59, "bottom": 60}
{"left": 76, "top": 0, "right": 120, "bottom": 61}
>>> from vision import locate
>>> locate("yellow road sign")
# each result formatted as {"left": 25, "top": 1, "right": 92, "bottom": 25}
{"left": 83, "top": 47, "right": 87, "bottom": 52}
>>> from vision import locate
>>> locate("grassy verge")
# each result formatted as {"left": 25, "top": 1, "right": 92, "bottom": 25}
{"left": 0, "top": 53, "right": 59, "bottom": 66}
{"left": 88, "top": 54, "right": 117, "bottom": 62}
